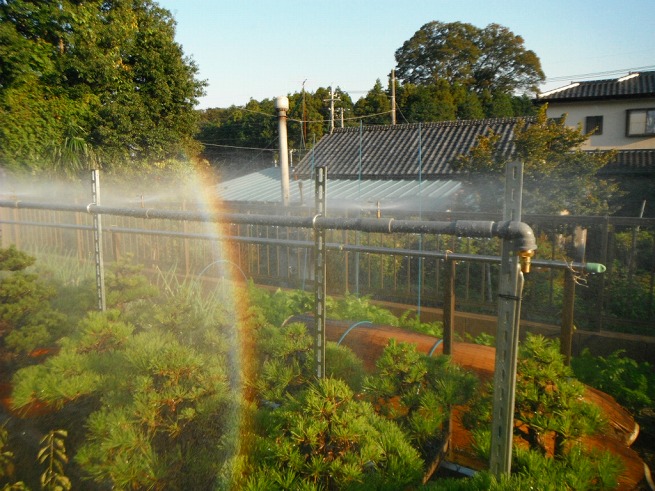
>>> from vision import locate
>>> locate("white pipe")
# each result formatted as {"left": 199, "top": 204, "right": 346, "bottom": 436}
{"left": 276, "top": 96, "right": 290, "bottom": 206}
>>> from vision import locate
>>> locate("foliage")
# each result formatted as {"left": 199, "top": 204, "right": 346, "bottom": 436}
{"left": 38, "top": 430, "right": 71, "bottom": 491}
{"left": 436, "top": 441, "right": 622, "bottom": 491}
{"left": 0, "top": 426, "right": 28, "bottom": 490}
{"left": 394, "top": 21, "right": 544, "bottom": 95}
{"left": 0, "top": 0, "right": 205, "bottom": 172}
{"left": 514, "top": 335, "right": 604, "bottom": 457}
{"left": 9, "top": 263, "right": 239, "bottom": 489}
{"left": 453, "top": 105, "right": 621, "bottom": 215}
{"left": 364, "top": 341, "right": 477, "bottom": 461}
{"left": 0, "top": 246, "right": 68, "bottom": 357}
{"left": 353, "top": 79, "right": 392, "bottom": 125}
{"left": 248, "top": 378, "right": 424, "bottom": 490}
{"left": 572, "top": 348, "right": 655, "bottom": 413}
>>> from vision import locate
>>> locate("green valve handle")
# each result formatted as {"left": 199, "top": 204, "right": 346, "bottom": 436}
{"left": 585, "top": 263, "right": 606, "bottom": 273}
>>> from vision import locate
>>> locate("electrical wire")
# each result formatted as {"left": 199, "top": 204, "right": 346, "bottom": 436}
{"left": 544, "top": 65, "right": 655, "bottom": 84}
{"left": 198, "top": 142, "right": 277, "bottom": 152}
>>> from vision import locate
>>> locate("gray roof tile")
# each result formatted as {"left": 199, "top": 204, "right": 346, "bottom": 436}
{"left": 600, "top": 149, "right": 655, "bottom": 175}
{"left": 295, "top": 118, "right": 533, "bottom": 179}
{"left": 537, "top": 71, "right": 655, "bottom": 102}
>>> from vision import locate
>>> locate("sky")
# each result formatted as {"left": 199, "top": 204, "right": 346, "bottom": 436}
{"left": 157, "top": 0, "right": 655, "bottom": 109}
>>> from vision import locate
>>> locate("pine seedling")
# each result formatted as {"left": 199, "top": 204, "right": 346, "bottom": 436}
{"left": 38, "top": 430, "right": 71, "bottom": 491}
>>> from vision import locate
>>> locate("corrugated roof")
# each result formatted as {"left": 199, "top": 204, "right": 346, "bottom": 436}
{"left": 216, "top": 167, "right": 462, "bottom": 213}
{"left": 294, "top": 118, "right": 534, "bottom": 179}
{"left": 599, "top": 149, "right": 655, "bottom": 175}
{"left": 537, "top": 71, "right": 655, "bottom": 102}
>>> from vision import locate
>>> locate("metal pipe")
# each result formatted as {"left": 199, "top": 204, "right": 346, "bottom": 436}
{"left": 276, "top": 96, "right": 290, "bottom": 206}
{"left": 1, "top": 217, "right": 605, "bottom": 274}
{"left": 0, "top": 200, "right": 538, "bottom": 255}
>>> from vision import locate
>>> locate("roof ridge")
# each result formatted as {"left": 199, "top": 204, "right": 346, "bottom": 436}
{"left": 332, "top": 116, "right": 534, "bottom": 134}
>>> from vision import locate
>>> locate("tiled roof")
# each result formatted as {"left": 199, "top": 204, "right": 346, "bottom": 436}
{"left": 537, "top": 71, "right": 655, "bottom": 102}
{"left": 294, "top": 118, "right": 534, "bottom": 179}
{"left": 216, "top": 166, "right": 462, "bottom": 212}
{"left": 599, "top": 149, "right": 655, "bottom": 175}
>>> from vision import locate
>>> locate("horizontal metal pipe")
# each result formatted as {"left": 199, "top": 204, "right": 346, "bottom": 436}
{"left": 0, "top": 200, "right": 537, "bottom": 252}
{"left": 2, "top": 218, "right": 596, "bottom": 272}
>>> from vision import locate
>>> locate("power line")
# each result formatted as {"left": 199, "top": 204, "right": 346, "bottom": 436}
{"left": 199, "top": 142, "right": 276, "bottom": 152}
{"left": 544, "top": 65, "right": 655, "bottom": 84}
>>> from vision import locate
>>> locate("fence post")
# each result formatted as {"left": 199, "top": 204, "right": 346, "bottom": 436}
{"left": 561, "top": 269, "right": 575, "bottom": 365}
{"left": 443, "top": 259, "right": 456, "bottom": 356}
{"left": 314, "top": 166, "right": 327, "bottom": 379}
{"left": 91, "top": 170, "right": 106, "bottom": 311}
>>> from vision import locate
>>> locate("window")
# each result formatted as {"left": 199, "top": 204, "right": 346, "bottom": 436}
{"left": 626, "top": 108, "right": 655, "bottom": 136}
{"left": 585, "top": 116, "right": 603, "bottom": 135}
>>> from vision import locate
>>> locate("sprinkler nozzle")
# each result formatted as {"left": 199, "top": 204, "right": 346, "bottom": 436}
{"left": 518, "top": 250, "right": 535, "bottom": 274}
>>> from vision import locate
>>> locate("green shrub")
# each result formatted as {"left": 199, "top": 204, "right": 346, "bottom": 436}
{"left": 572, "top": 348, "right": 654, "bottom": 413}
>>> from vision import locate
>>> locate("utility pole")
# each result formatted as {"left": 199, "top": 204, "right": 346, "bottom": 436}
{"left": 324, "top": 86, "right": 340, "bottom": 134}
{"left": 302, "top": 79, "right": 307, "bottom": 147}
{"left": 391, "top": 69, "right": 397, "bottom": 125}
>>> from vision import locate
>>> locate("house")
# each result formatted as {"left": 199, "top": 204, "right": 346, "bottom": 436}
{"left": 536, "top": 70, "right": 655, "bottom": 151}
{"left": 536, "top": 70, "right": 655, "bottom": 215}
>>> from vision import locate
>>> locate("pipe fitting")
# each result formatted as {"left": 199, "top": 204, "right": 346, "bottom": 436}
{"left": 493, "top": 221, "right": 538, "bottom": 253}
{"left": 518, "top": 250, "right": 535, "bottom": 274}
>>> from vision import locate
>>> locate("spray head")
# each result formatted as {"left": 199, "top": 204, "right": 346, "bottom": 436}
{"left": 518, "top": 249, "right": 535, "bottom": 274}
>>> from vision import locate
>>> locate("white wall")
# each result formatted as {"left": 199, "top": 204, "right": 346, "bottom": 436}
{"left": 545, "top": 99, "right": 655, "bottom": 150}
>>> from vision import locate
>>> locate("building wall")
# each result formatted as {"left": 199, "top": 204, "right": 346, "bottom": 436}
{"left": 545, "top": 99, "right": 655, "bottom": 150}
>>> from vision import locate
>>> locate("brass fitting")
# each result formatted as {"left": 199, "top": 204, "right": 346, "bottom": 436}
{"left": 518, "top": 250, "right": 535, "bottom": 274}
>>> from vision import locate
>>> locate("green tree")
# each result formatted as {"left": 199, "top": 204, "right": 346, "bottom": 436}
{"left": 397, "top": 80, "right": 457, "bottom": 122}
{"left": 353, "top": 79, "right": 391, "bottom": 125}
{"left": 248, "top": 378, "right": 424, "bottom": 490}
{"left": 0, "top": 0, "right": 205, "bottom": 172}
{"left": 364, "top": 341, "right": 477, "bottom": 463}
{"left": 452, "top": 105, "right": 620, "bottom": 214}
{"left": 0, "top": 246, "right": 68, "bottom": 359}
{"left": 394, "top": 21, "right": 545, "bottom": 95}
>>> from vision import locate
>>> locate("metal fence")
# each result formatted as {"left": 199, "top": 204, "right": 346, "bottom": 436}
{"left": 1, "top": 198, "right": 653, "bottom": 336}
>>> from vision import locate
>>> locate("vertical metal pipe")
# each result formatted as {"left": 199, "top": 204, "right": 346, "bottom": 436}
{"left": 561, "top": 269, "right": 576, "bottom": 365}
{"left": 314, "top": 166, "right": 327, "bottom": 379}
{"left": 276, "top": 96, "right": 290, "bottom": 206}
{"left": 490, "top": 161, "right": 524, "bottom": 477}
{"left": 91, "top": 169, "right": 106, "bottom": 311}
{"left": 443, "top": 259, "right": 456, "bottom": 356}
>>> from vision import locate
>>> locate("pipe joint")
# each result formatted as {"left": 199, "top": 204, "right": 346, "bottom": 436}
{"left": 494, "top": 221, "right": 537, "bottom": 252}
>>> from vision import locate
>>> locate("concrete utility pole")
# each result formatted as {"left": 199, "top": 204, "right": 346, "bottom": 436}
{"left": 391, "top": 69, "right": 396, "bottom": 125}
{"left": 324, "top": 87, "right": 340, "bottom": 134}
{"left": 275, "top": 96, "right": 290, "bottom": 206}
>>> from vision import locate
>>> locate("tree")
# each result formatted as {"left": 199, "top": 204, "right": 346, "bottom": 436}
{"left": 452, "top": 105, "right": 620, "bottom": 215}
{"left": 394, "top": 21, "right": 545, "bottom": 95}
{"left": 353, "top": 79, "right": 391, "bottom": 125}
{"left": 397, "top": 80, "right": 457, "bottom": 123}
{"left": 0, "top": 246, "right": 68, "bottom": 359}
{"left": 0, "top": 0, "right": 205, "bottom": 173}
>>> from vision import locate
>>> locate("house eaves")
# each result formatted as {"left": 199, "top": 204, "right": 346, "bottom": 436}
{"left": 536, "top": 70, "right": 655, "bottom": 103}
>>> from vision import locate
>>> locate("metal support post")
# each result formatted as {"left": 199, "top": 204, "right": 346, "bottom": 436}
{"left": 490, "top": 162, "right": 525, "bottom": 476}
{"left": 314, "top": 166, "right": 327, "bottom": 379}
{"left": 443, "top": 259, "right": 456, "bottom": 356}
{"left": 561, "top": 269, "right": 575, "bottom": 365}
{"left": 91, "top": 169, "right": 106, "bottom": 311}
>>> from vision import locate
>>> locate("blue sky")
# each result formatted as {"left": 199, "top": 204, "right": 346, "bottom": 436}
{"left": 157, "top": 0, "right": 655, "bottom": 109}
